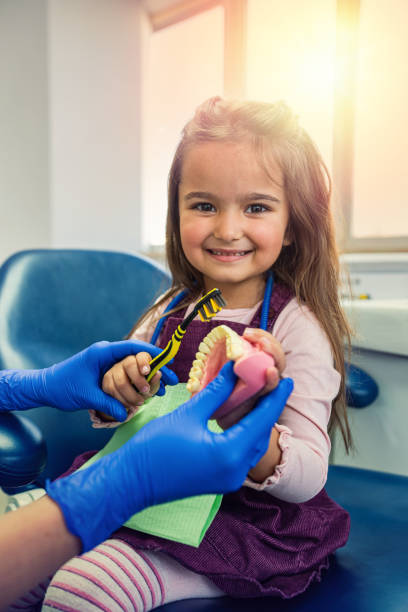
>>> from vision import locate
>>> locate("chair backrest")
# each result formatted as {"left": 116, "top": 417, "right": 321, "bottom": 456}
{"left": 0, "top": 249, "right": 171, "bottom": 481}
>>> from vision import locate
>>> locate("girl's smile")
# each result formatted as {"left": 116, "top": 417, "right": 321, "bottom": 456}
{"left": 205, "top": 248, "right": 253, "bottom": 262}
{"left": 178, "top": 141, "right": 290, "bottom": 307}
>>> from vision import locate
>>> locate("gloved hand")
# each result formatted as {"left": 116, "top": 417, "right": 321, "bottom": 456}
{"left": 46, "top": 362, "right": 293, "bottom": 552}
{"left": 0, "top": 340, "right": 178, "bottom": 421}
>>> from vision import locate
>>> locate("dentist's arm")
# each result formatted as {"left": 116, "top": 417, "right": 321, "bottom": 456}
{"left": 0, "top": 340, "right": 178, "bottom": 421}
{"left": 0, "top": 364, "right": 293, "bottom": 608}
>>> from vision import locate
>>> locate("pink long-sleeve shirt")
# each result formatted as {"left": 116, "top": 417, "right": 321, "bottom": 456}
{"left": 92, "top": 296, "right": 340, "bottom": 504}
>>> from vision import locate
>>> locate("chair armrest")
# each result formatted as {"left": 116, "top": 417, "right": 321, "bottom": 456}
{"left": 0, "top": 413, "right": 47, "bottom": 492}
{"left": 345, "top": 364, "right": 379, "bottom": 408}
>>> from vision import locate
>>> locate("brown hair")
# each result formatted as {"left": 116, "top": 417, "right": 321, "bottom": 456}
{"left": 133, "top": 97, "right": 352, "bottom": 451}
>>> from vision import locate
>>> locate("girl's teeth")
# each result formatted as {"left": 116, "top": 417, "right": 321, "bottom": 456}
{"left": 211, "top": 250, "right": 248, "bottom": 256}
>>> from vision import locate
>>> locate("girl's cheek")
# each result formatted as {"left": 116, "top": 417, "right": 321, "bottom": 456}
{"left": 181, "top": 219, "right": 208, "bottom": 244}
{"left": 181, "top": 227, "right": 198, "bottom": 249}
{"left": 180, "top": 220, "right": 192, "bottom": 242}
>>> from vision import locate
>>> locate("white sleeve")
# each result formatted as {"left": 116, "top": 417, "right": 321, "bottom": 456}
{"left": 244, "top": 299, "right": 341, "bottom": 503}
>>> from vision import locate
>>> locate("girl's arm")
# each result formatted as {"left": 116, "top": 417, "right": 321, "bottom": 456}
{"left": 244, "top": 299, "right": 340, "bottom": 502}
{"left": 235, "top": 327, "right": 285, "bottom": 481}
{"left": 247, "top": 426, "right": 282, "bottom": 482}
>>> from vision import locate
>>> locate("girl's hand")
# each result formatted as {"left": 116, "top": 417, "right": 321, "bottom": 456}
{"left": 99, "top": 352, "right": 162, "bottom": 421}
{"left": 243, "top": 328, "right": 286, "bottom": 393}
{"left": 216, "top": 330, "right": 286, "bottom": 431}
{"left": 231, "top": 331, "right": 287, "bottom": 480}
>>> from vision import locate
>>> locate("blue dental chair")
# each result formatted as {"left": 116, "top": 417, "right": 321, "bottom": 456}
{"left": 0, "top": 249, "right": 407, "bottom": 611}
{"left": 0, "top": 248, "right": 171, "bottom": 486}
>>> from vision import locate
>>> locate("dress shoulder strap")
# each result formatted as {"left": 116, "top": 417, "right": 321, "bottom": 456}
{"left": 250, "top": 282, "right": 294, "bottom": 331}
{"left": 150, "top": 289, "right": 189, "bottom": 345}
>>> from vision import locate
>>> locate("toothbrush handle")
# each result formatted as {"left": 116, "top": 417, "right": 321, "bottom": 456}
{"left": 146, "top": 326, "right": 185, "bottom": 383}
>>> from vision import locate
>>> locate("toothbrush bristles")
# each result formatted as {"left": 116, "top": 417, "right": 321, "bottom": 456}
{"left": 198, "top": 306, "right": 214, "bottom": 321}
{"left": 194, "top": 287, "right": 226, "bottom": 322}
{"left": 208, "top": 298, "right": 220, "bottom": 313}
{"left": 198, "top": 309, "right": 207, "bottom": 322}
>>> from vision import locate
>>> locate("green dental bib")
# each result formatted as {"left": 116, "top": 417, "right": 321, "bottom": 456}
{"left": 80, "top": 384, "right": 223, "bottom": 547}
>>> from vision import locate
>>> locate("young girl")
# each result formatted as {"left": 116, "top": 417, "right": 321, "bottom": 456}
{"left": 19, "top": 98, "right": 352, "bottom": 610}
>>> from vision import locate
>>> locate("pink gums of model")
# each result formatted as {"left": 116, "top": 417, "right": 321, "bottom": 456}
{"left": 191, "top": 332, "right": 276, "bottom": 421}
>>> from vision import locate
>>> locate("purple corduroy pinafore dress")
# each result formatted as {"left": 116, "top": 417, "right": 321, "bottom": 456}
{"left": 64, "top": 282, "right": 350, "bottom": 599}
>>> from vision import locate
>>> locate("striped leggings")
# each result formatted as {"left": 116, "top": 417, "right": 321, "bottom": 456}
{"left": 8, "top": 539, "right": 223, "bottom": 611}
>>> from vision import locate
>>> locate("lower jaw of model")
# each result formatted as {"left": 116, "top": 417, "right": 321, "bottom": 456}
{"left": 186, "top": 325, "right": 275, "bottom": 421}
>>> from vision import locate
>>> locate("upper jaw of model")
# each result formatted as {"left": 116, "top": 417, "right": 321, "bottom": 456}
{"left": 187, "top": 325, "right": 275, "bottom": 420}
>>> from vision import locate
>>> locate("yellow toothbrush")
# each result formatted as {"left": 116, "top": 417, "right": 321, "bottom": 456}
{"left": 146, "top": 288, "right": 226, "bottom": 383}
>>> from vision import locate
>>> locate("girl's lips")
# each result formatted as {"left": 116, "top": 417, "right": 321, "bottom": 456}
{"left": 205, "top": 248, "right": 252, "bottom": 262}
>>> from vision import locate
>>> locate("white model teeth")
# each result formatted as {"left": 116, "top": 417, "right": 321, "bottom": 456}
{"left": 186, "top": 325, "right": 245, "bottom": 394}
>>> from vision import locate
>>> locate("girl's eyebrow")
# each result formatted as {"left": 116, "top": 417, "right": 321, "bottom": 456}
{"left": 183, "top": 191, "right": 281, "bottom": 203}
{"left": 246, "top": 192, "right": 281, "bottom": 203}
{"left": 184, "top": 191, "right": 215, "bottom": 201}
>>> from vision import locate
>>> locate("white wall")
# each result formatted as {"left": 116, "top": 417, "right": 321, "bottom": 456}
{"left": 0, "top": 0, "right": 50, "bottom": 264}
{"left": 332, "top": 348, "right": 408, "bottom": 476}
{"left": 141, "top": 6, "right": 224, "bottom": 247}
{"left": 0, "top": 0, "right": 146, "bottom": 266}
{"left": 49, "top": 0, "right": 145, "bottom": 253}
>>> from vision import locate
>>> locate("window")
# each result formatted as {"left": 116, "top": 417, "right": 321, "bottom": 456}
{"left": 246, "top": 0, "right": 336, "bottom": 177}
{"left": 335, "top": 0, "right": 408, "bottom": 250}
{"left": 141, "top": 0, "right": 408, "bottom": 253}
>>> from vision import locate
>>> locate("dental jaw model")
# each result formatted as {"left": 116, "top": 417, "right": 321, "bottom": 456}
{"left": 187, "top": 325, "right": 276, "bottom": 428}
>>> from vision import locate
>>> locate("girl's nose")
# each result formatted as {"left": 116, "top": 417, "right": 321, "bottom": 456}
{"left": 213, "top": 210, "right": 243, "bottom": 242}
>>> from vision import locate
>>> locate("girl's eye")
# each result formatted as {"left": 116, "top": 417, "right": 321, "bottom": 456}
{"left": 246, "top": 203, "right": 269, "bottom": 214}
{"left": 192, "top": 202, "right": 215, "bottom": 212}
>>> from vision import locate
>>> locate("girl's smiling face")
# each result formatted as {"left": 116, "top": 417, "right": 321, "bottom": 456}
{"left": 178, "top": 140, "right": 290, "bottom": 306}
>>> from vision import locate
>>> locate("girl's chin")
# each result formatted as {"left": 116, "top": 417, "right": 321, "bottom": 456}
{"left": 203, "top": 275, "right": 253, "bottom": 290}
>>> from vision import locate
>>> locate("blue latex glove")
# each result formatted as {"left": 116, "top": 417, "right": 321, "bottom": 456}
{"left": 0, "top": 340, "right": 178, "bottom": 421}
{"left": 46, "top": 362, "right": 293, "bottom": 552}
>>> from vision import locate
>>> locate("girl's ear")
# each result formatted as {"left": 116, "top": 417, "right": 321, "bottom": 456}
{"left": 283, "top": 225, "right": 292, "bottom": 246}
